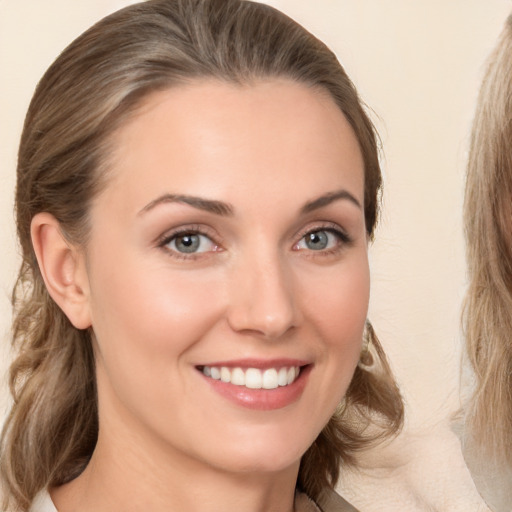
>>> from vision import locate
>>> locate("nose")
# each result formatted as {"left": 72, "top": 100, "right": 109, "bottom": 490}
{"left": 226, "top": 251, "right": 299, "bottom": 339}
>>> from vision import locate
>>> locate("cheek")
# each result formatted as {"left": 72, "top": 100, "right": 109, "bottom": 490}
{"left": 306, "top": 255, "right": 370, "bottom": 397}
{"left": 303, "top": 256, "right": 370, "bottom": 350}
{"left": 87, "top": 249, "right": 225, "bottom": 372}
{"left": 87, "top": 252, "right": 229, "bottom": 430}
{"left": 294, "top": 256, "right": 370, "bottom": 440}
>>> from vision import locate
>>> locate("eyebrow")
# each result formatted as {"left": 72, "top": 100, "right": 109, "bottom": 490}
{"left": 300, "top": 189, "right": 362, "bottom": 214}
{"left": 138, "top": 193, "right": 234, "bottom": 216}
{"left": 139, "top": 188, "right": 361, "bottom": 217}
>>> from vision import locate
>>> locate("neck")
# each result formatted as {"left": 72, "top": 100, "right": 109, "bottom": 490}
{"left": 51, "top": 420, "right": 299, "bottom": 512}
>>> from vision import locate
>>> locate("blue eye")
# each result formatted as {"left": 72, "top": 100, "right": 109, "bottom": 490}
{"left": 304, "top": 231, "right": 329, "bottom": 250}
{"left": 165, "top": 232, "right": 216, "bottom": 254}
{"left": 296, "top": 229, "right": 343, "bottom": 251}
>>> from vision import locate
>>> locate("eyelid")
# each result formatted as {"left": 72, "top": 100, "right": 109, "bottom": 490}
{"left": 294, "top": 222, "right": 351, "bottom": 244}
{"left": 292, "top": 222, "right": 353, "bottom": 255}
{"left": 155, "top": 221, "right": 352, "bottom": 260}
{"left": 156, "top": 224, "right": 223, "bottom": 257}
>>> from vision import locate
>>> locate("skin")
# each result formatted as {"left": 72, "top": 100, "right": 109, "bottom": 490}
{"left": 36, "top": 79, "right": 369, "bottom": 512}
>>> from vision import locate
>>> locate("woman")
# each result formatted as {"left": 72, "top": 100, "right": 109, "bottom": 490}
{"left": 0, "top": 1, "right": 403, "bottom": 511}
{"left": 463, "top": 13, "right": 512, "bottom": 511}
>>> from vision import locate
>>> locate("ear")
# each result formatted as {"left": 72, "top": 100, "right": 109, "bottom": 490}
{"left": 31, "top": 212, "right": 92, "bottom": 329}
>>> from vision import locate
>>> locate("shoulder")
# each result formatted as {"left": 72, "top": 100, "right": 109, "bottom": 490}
{"left": 317, "top": 488, "right": 359, "bottom": 512}
{"left": 296, "top": 489, "right": 359, "bottom": 512}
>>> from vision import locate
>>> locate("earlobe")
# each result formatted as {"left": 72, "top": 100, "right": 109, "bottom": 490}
{"left": 31, "top": 213, "right": 92, "bottom": 330}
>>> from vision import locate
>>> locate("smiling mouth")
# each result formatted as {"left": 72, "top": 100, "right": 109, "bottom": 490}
{"left": 198, "top": 365, "right": 301, "bottom": 390}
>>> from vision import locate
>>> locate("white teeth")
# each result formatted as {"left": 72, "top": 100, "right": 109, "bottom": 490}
{"left": 245, "top": 368, "right": 262, "bottom": 389}
{"left": 262, "top": 368, "right": 278, "bottom": 389}
{"left": 278, "top": 367, "right": 288, "bottom": 386}
{"left": 201, "top": 365, "right": 301, "bottom": 389}
{"left": 220, "top": 367, "right": 231, "bottom": 383}
{"left": 231, "top": 367, "right": 245, "bottom": 386}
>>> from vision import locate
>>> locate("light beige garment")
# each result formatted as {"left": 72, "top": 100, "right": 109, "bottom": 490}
{"left": 461, "top": 437, "right": 512, "bottom": 512}
{"left": 337, "top": 423, "right": 492, "bottom": 512}
{"left": 29, "top": 492, "right": 56, "bottom": 512}
{"left": 29, "top": 488, "right": 358, "bottom": 512}
{"left": 297, "top": 489, "right": 359, "bottom": 512}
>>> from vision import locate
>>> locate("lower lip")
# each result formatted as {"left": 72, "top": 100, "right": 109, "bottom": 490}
{"left": 200, "top": 366, "right": 312, "bottom": 411}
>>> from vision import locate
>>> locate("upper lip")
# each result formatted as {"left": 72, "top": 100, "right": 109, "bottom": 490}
{"left": 196, "top": 358, "right": 311, "bottom": 369}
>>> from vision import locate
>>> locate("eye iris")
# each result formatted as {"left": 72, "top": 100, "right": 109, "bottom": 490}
{"left": 175, "top": 234, "right": 200, "bottom": 253}
{"left": 305, "top": 231, "right": 328, "bottom": 250}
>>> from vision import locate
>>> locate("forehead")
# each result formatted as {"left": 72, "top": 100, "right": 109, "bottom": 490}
{"left": 115, "top": 78, "right": 355, "bottom": 145}
{"left": 100, "top": 79, "right": 364, "bottom": 212}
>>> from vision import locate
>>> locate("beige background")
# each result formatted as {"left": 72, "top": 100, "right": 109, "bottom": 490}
{"left": 1, "top": 1, "right": 511, "bottom": 510}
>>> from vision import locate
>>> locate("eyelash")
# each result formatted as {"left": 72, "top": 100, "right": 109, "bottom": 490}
{"left": 157, "top": 225, "right": 222, "bottom": 261}
{"left": 293, "top": 223, "right": 353, "bottom": 256}
{"left": 157, "top": 222, "right": 352, "bottom": 260}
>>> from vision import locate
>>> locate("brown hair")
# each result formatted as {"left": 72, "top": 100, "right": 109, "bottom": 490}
{"left": 1, "top": 1, "right": 403, "bottom": 509}
{"left": 463, "top": 14, "right": 512, "bottom": 467}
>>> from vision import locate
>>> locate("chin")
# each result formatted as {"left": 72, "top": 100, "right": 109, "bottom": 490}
{"left": 201, "top": 428, "right": 315, "bottom": 476}
{"left": 216, "top": 452, "right": 302, "bottom": 476}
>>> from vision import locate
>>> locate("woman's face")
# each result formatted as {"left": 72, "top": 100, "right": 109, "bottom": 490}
{"left": 83, "top": 79, "right": 369, "bottom": 475}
